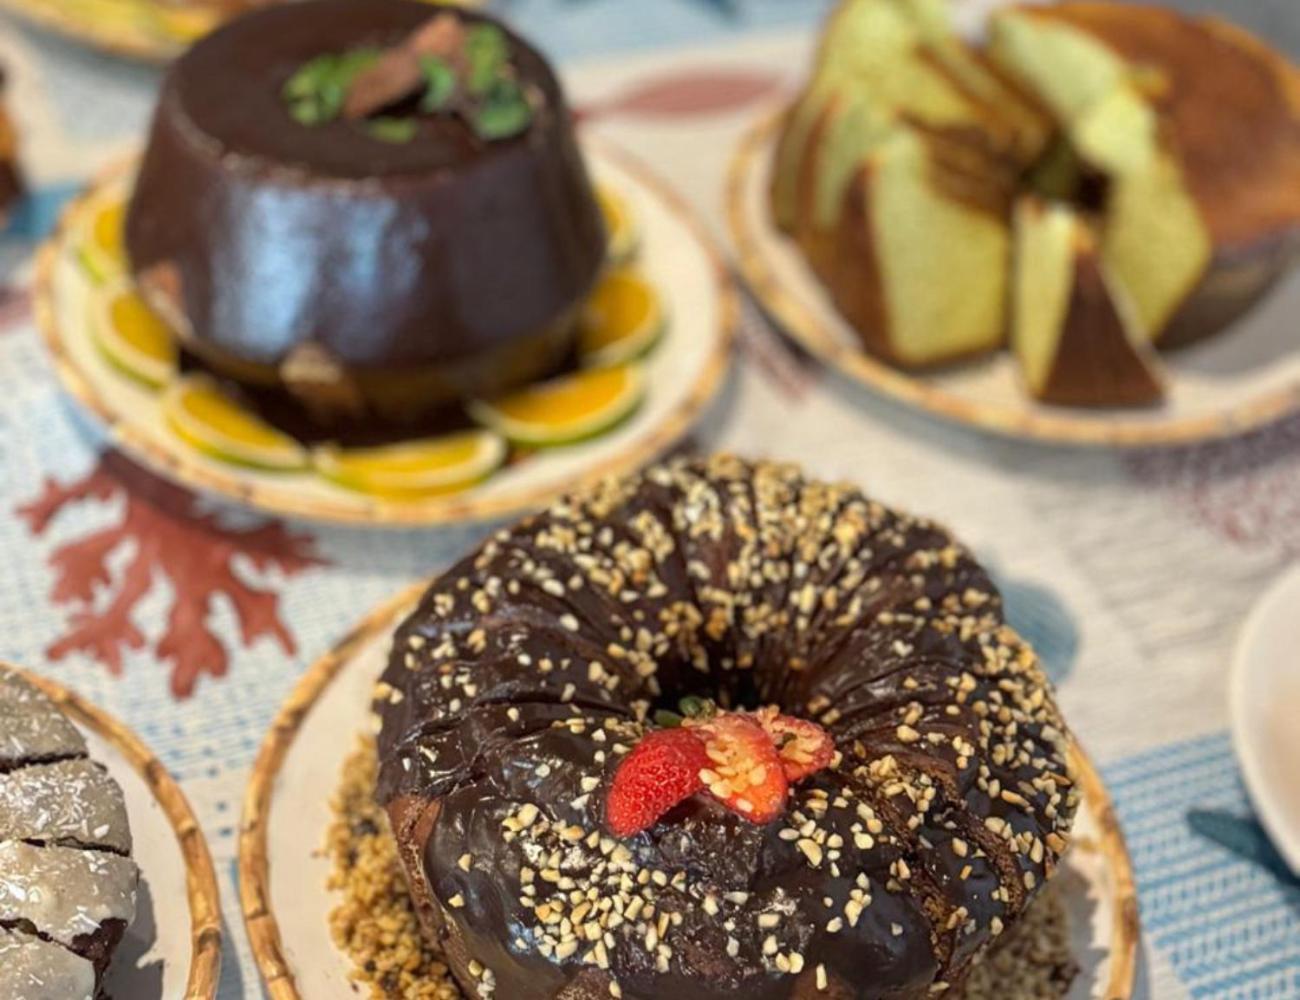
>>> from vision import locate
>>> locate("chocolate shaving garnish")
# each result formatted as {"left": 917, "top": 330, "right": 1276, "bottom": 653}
{"left": 343, "top": 13, "right": 465, "bottom": 121}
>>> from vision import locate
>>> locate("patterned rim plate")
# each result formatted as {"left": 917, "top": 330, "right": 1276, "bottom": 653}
{"left": 5, "top": 662, "right": 223, "bottom": 999}
{"left": 34, "top": 137, "right": 737, "bottom": 527}
{"left": 727, "top": 111, "right": 1300, "bottom": 449}
{"left": 0, "top": 0, "right": 482, "bottom": 63}
{"left": 240, "top": 585, "right": 1139, "bottom": 1000}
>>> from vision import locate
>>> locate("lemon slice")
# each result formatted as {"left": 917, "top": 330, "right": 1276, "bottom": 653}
{"left": 91, "top": 282, "right": 177, "bottom": 389}
{"left": 76, "top": 194, "right": 128, "bottom": 285}
{"left": 469, "top": 363, "right": 646, "bottom": 447}
{"left": 579, "top": 269, "right": 666, "bottom": 368}
{"left": 314, "top": 430, "right": 507, "bottom": 499}
{"left": 163, "top": 376, "right": 308, "bottom": 471}
{"left": 598, "top": 185, "right": 641, "bottom": 266}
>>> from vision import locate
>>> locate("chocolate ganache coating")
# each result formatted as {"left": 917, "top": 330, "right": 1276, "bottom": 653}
{"left": 126, "top": 0, "right": 606, "bottom": 425}
{"left": 374, "top": 456, "right": 1079, "bottom": 1000}
{"left": 0, "top": 666, "right": 138, "bottom": 1000}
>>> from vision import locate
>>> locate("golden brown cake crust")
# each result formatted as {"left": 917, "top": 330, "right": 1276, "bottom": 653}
{"left": 1031, "top": 2, "right": 1300, "bottom": 250}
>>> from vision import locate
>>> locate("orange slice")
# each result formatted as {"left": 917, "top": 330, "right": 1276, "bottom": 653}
{"left": 76, "top": 194, "right": 127, "bottom": 284}
{"left": 468, "top": 363, "right": 645, "bottom": 447}
{"left": 314, "top": 430, "right": 507, "bottom": 499}
{"left": 599, "top": 184, "right": 641, "bottom": 266}
{"left": 578, "top": 269, "right": 666, "bottom": 368}
{"left": 90, "top": 282, "right": 177, "bottom": 389}
{"left": 163, "top": 375, "right": 308, "bottom": 472}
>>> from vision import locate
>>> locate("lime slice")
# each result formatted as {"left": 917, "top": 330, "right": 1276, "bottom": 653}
{"left": 91, "top": 282, "right": 177, "bottom": 389}
{"left": 314, "top": 430, "right": 507, "bottom": 499}
{"left": 76, "top": 194, "right": 127, "bottom": 285}
{"left": 579, "top": 269, "right": 666, "bottom": 368}
{"left": 469, "top": 363, "right": 646, "bottom": 447}
{"left": 598, "top": 185, "right": 641, "bottom": 266}
{"left": 163, "top": 376, "right": 308, "bottom": 471}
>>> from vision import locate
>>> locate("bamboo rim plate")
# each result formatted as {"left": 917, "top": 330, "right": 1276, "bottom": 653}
{"left": 0, "top": 0, "right": 484, "bottom": 63}
{"left": 4, "top": 661, "right": 223, "bottom": 998}
{"left": 240, "top": 584, "right": 1139, "bottom": 1000}
{"left": 727, "top": 111, "right": 1300, "bottom": 449}
{"left": 35, "top": 137, "right": 737, "bottom": 526}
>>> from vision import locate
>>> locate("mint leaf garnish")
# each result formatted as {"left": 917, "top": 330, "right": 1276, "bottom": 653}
{"left": 473, "top": 79, "right": 533, "bottom": 140}
{"left": 419, "top": 55, "right": 457, "bottom": 112}
{"left": 465, "top": 23, "right": 508, "bottom": 97}
{"left": 284, "top": 48, "right": 380, "bottom": 126}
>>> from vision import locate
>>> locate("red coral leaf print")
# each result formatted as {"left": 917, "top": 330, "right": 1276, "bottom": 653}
{"left": 582, "top": 69, "right": 784, "bottom": 121}
{"left": 18, "top": 450, "right": 324, "bottom": 698}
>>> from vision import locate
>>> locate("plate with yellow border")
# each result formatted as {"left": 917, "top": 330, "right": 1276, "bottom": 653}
{"left": 35, "top": 137, "right": 736, "bottom": 526}
{"left": 239, "top": 582, "right": 1138, "bottom": 1000}
{"left": 4, "top": 661, "right": 223, "bottom": 999}
{"left": 0, "top": 0, "right": 481, "bottom": 63}
{"left": 727, "top": 110, "right": 1300, "bottom": 449}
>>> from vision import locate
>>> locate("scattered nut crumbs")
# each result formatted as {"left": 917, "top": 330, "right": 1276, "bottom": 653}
{"left": 326, "top": 738, "right": 460, "bottom": 999}
{"left": 328, "top": 738, "right": 1079, "bottom": 1000}
{"left": 957, "top": 879, "right": 1079, "bottom": 999}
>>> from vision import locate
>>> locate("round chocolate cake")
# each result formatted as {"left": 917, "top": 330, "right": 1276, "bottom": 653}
{"left": 0, "top": 666, "right": 138, "bottom": 1000}
{"left": 374, "top": 456, "right": 1078, "bottom": 999}
{"left": 127, "top": 0, "right": 605, "bottom": 428}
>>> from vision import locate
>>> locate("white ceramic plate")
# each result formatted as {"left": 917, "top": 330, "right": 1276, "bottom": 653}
{"left": 240, "top": 586, "right": 1137, "bottom": 1000}
{"left": 10, "top": 664, "right": 223, "bottom": 999}
{"left": 35, "top": 139, "right": 736, "bottom": 526}
{"left": 1230, "top": 564, "right": 1300, "bottom": 876}
{"left": 726, "top": 112, "right": 1300, "bottom": 448}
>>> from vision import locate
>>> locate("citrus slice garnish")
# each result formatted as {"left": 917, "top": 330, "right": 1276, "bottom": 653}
{"left": 468, "top": 363, "right": 646, "bottom": 447}
{"left": 314, "top": 430, "right": 507, "bottom": 499}
{"left": 146, "top": 5, "right": 222, "bottom": 42}
{"left": 598, "top": 184, "right": 641, "bottom": 266}
{"left": 91, "top": 282, "right": 177, "bottom": 389}
{"left": 163, "top": 375, "right": 308, "bottom": 472}
{"left": 578, "top": 269, "right": 666, "bottom": 368}
{"left": 76, "top": 194, "right": 127, "bottom": 285}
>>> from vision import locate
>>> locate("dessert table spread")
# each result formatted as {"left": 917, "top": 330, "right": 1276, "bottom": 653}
{"left": 0, "top": 1, "right": 1296, "bottom": 998}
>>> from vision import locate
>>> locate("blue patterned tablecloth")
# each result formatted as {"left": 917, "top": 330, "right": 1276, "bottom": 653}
{"left": 0, "top": 1, "right": 1296, "bottom": 998}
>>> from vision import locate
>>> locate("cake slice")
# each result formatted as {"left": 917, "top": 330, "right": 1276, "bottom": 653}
{"left": 773, "top": 0, "right": 1049, "bottom": 233}
{"left": 1012, "top": 197, "right": 1163, "bottom": 407}
{"left": 830, "top": 127, "right": 1011, "bottom": 367}
{"left": 0, "top": 667, "right": 138, "bottom": 999}
{"left": 992, "top": 2, "right": 1300, "bottom": 348}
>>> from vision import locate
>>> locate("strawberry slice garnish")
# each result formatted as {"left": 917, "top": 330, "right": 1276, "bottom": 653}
{"left": 605, "top": 727, "right": 710, "bottom": 837}
{"left": 605, "top": 706, "right": 835, "bottom": 837}
{"left": 692, "top": 713, "right": 789, "bottom": 824}
{"left": 753, "top": 706, "right": 836, "bottom": 782}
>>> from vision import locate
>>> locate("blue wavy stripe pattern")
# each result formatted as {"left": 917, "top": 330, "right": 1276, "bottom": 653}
{"left": 1103, "top": 732, "right": 1300, "bottom": 998}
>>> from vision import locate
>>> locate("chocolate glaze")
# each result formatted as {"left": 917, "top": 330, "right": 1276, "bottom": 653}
{"left": 0, "top": 668, "right": 138, "bottom": 998}
{"left": 126, "top": 0, "right": 606, "bottom": 427}
{"left": 375, "top": 457, "right": 1079, "bottom": 999}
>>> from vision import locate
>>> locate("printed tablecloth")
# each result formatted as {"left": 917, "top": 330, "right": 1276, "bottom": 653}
{"left": 0, "top": 1, "right": 1296, "bottom": 997}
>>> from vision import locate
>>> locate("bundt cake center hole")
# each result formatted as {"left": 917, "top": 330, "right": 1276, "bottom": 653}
{"left": 1024, "top": 133, "right": 1111, "bottom": 213}
{"left": 648, "top": 670, "right": 784, "bottom": 720}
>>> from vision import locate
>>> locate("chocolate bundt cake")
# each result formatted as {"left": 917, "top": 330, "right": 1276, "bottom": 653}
{"left": 127, "top": 0, "right": 605, "bottom": 428}
{"left": 374, "top": 456, "right": 1078, "bottom": 999}
{"left": 0, "top": 667, "right": 138, "bottom": 1000}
